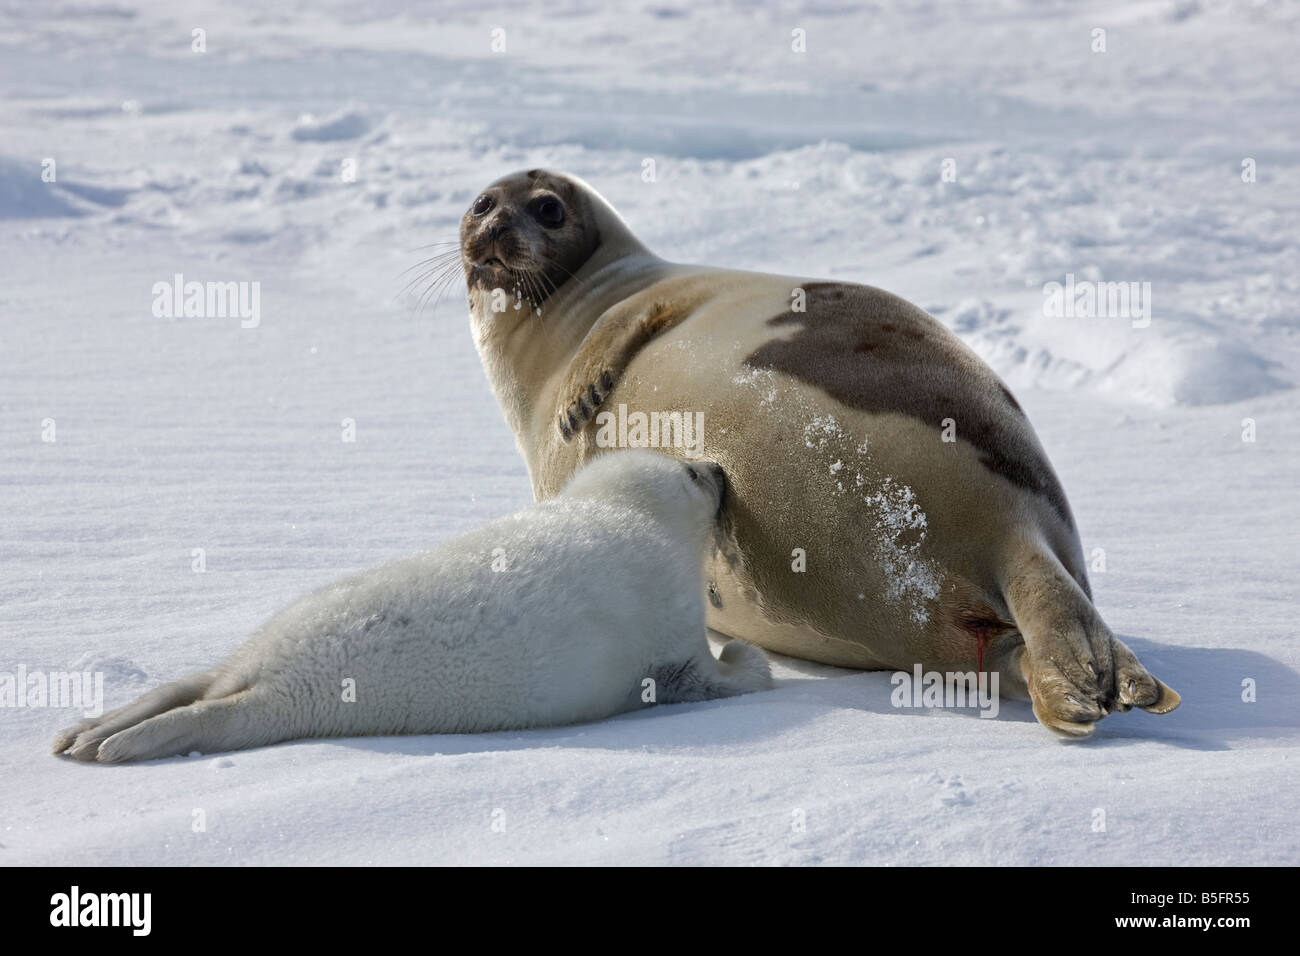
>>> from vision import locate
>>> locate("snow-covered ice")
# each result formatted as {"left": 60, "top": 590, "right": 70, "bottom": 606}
{"left": 1, "top": 0, "right": 1297, "bottom": 865}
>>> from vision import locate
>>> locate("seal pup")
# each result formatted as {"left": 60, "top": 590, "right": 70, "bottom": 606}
{"left": 51, "top": 451, "right": 771, "bottom": 763}
{"left": 455, "top": 168, "right": 1179, "bottom": 737}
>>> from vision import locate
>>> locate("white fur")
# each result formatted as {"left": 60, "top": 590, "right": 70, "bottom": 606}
{"left": 51, "top": 451, "right": 771, "bottom": 763}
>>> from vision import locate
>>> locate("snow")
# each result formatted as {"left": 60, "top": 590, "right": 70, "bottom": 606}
{"left": 1, "top": 0, "right": 1297, "bottom": 865}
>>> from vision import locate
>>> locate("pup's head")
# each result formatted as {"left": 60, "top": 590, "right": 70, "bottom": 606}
{"left": 561, "top": 450, "right": 727, "bottom": 538}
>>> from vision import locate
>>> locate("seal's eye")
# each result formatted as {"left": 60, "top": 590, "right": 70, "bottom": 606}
{"left": 470, "top": 195, "right": 493, "bottom": 216}
{"left": 533, "top": 198, "right": 565, "bottom": 228}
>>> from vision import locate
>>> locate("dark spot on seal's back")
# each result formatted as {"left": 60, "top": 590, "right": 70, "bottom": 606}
{"left": 744, "top": 282, "right": 1074, "bottom": 528}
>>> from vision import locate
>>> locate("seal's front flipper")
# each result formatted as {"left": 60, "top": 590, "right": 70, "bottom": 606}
{"left": 556, "top": 298, "right": 690, "bottom": 440}
{"left": 558, "top": 370, "right": 615, "bottom": 438}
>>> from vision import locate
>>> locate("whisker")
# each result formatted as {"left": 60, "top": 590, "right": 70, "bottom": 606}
{"left": 518, "top": 271, "right": 558, "bottom": 351}
{"left": 398, "top": 249, "right": 463, "bottom": 278}
{"left": 507, "top": 270, "right": 527, "bottom": 310}
{"left": 534, "top": 270, "right": 566, "bottom": 314}
{"left": 525, "top": 273, "right": 545, "bottom": 314}
{"left": 432, "top": 269, "right": 466, "bottom": 313}
{"left": 405, "top": 240, "right": 463, "bottom": 253}
{"left": 409, "top": 261, "right": 454, "bottom": 314}
{"left": 543, "top": 259, "right": 586, "bottom": 288}
{"left": 396, "top": 263, "right": 454, "bottom": 301}
{"left": 532, "top": 272, "right": 554, "bottom": 311}
{"left": 415, "top": 277, "right": 444, "bottom": 318}
{"left": 395, "top": 251, "right": 466, "bottom": 302}
{"left": 418, "top": 264, "right": 467, "bottom": 318}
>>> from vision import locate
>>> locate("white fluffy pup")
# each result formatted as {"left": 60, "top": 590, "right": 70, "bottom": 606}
{"left": 52, "top": 450, "right": 771, "bottom": 763}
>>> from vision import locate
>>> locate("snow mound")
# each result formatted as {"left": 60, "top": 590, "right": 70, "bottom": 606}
{"left": 1103, "top": 338, "right": 1287, "bottom": 408}
{"left": 0, "top": 155, "right": 85, "bottom": 218}
{"left": 939, "top": 299, "right": 1290, "bottom": 409}
{"left": 291, "top": 109, "right": 373, "bottom": 142}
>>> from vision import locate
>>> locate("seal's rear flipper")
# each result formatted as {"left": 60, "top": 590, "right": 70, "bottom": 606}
{"left": 52, "top": 671, "right": 218, "bottom": 760}
{"left": 1143, "top": 679, "right": 1181, "bottom": 714}
{"left": 1003, "top": 543, "right": 1180, "bottom": 736}
{"left": 93, "top": 689, "right": 283, "bottom": 763}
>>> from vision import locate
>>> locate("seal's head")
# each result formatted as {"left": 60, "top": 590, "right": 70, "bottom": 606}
{"left": 460, "top": 169, "right": 604, "bottom": 310}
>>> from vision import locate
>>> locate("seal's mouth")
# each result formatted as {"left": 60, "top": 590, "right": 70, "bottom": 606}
{"left": 470, "top": 253, "right": 529, "bottom": 279}
{"left": 464, "top": 252, "right": 553, "bottom": 311}
{"left": 467, "top": 256, "right": 513, "bottom": 284}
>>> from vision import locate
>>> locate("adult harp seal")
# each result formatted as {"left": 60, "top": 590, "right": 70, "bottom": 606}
{"left": 458, "top": 168, "right": 1179, "bottom": 737}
